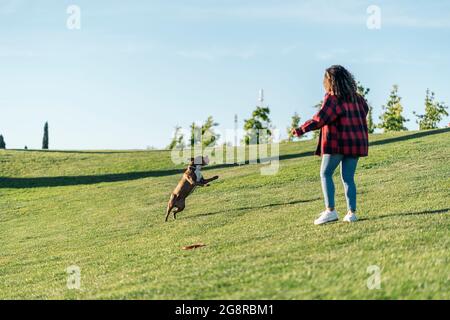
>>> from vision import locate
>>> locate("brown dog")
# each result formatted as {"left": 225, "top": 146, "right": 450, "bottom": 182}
{"left": 165, "top": 156, "right": 219, "bottom": 222}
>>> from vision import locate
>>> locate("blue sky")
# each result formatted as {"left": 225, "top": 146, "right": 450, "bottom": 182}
{"left": 1, "top": 0, "right": 449, "bottom": 149}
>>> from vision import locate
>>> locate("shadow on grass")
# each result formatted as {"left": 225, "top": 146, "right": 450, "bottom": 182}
{"left": 6, "top": 149, "right": 163, "bottom": 155}
{"left": 1, "top": 128, "right": 449, "bottom": 189}
{"left": 183, "top": 198, "right": 321, "bottom": 220}
{"left": 360, "top": 208, "right": 449, "bottom": 221}
{"left": 369, "top": 127, "right": 450, "bottom": 147}
{"left": 0, "top": 156, "right": 312, "bottom": 189}
{"left": 0, "top": 169, "right": 183, "bottom": 189}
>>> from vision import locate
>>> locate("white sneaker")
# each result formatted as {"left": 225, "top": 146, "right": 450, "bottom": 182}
{"left": 314, "top": 210, "right": 339, "bottom": 225}
{"left": 343, "top": 212, "right": 358, "bottom": 223}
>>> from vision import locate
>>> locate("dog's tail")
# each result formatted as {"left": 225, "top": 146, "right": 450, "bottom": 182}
{"left": 165, "top": 194, "right": 176, "bottom": 222}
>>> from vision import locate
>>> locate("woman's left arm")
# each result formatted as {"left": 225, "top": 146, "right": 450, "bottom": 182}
{"left": 294, "top": 95, "right": 341, "bottom": 136}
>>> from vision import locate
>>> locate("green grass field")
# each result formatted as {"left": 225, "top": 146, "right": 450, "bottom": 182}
{"left": 0, "top": 129, "right": 449, "bottom": 299}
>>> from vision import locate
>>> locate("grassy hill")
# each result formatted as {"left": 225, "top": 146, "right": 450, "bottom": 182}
{"left": 0, "top": 129, "right": 449, "bottom": 299}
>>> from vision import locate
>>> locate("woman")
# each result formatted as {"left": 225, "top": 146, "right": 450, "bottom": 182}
{"left": 293, "top": 65, "right": 369, "bottom": 225}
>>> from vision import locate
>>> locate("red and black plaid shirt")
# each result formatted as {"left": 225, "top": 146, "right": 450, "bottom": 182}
{"left": 295, "top": 93, "right": 369, "bottom": 157}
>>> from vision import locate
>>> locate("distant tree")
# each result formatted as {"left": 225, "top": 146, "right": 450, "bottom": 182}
{"left": 42, "top": 122, "right": 49, "bottom": 149}
{"left": 201, "top": 116, "right": 220, "bottom": 148}
{"left": 357, "top": 82, "right": 370, "bottom": 98}
{"left": 189, "top": 117, "right": 220, "bottom": 148}
{"left": 168, "top": 125, "right": 185, "bottom": 150}
{"left": 243, "top": 106, "right": 272, "bottom": 145}
{"left": 0, "top": 135, "right": 6, "bottom": 149}
{"left": 357, "top": 81, "right": 376, "bottom": 134}
{"left": 24, "top": 146, "right": 28, "bottom": 150}
{"left": 414, "top": 89, "right": 449, "bottom": 130}
{"left": 287, "top": 112, "right": 301, "bottom": 142}
{"left": 378, "top": 85, "right": 409, "bottom": 132}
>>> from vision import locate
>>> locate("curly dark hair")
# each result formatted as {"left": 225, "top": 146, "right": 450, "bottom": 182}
{"left": 324, "top": 65, "right": 359, "bottom": 103}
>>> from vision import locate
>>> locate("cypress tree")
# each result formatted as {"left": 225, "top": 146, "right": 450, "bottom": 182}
{"left": 0, "top": 135, "right": 6, "bottom": 149}
{"left": 42, "top": 122, "right": 49, "bottom": 149}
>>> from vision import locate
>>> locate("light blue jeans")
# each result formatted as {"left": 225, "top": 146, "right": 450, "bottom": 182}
{"left": 320, "top": 154, "right": 359, "bottom": 212}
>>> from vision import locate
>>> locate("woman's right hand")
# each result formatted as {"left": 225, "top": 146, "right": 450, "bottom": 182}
{"left": 291, "top": 128, "right": 301, "bottom": 137}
